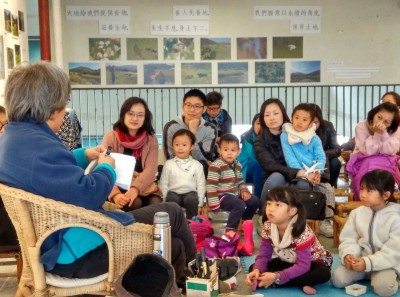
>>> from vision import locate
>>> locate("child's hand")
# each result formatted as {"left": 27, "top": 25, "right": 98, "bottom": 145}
{"left": 245, "top": 269, "right": 260, "bottom": 286}
{"left": 113, "top": 193, "right": 129, "bottom": 208}
{"left": 344, "top": 254, "right": 355, "bottom": 270}
{"left": 241, "top": 190, "right": 251, "bottom": 201}
{"left": 258, "top": 272, "right": 276, "bottom": 288}
{"left": 373, "top": 121, "right": 386, "bottom": 134}
{"left": 351, "top": 257, "right": 366, "bottom": 272}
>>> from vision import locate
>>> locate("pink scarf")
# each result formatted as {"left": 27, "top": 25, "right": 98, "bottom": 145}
{"left": 116, "top": 129, "right": 147, "bottom": 160}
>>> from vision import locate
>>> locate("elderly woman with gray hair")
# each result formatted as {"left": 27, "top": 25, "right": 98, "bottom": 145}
{"left": 0, "top": 62, "right": 196, "bottom": 284}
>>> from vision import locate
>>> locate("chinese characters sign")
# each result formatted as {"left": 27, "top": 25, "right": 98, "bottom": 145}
{"left": 254, "top": 6, "right": 321, "bottom": 34}
{"left": 173, "top": 5, "right": 210, "bottom": 20}
{"left": 66, "top": 6, "right": 130, "bottom": 34}
{"left": 150, "top": 21, "right": 209, "bottom": 36}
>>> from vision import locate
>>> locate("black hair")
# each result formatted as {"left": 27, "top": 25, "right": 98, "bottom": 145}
{"left": 259, "top": 98, "right": 290, "bottom": 131}
{"left": 292, "top": 103, "right": 316, "bottom": 121}
{"left": 183, "top": 89, "right": 206, "bottom": 105}
{"left": 262, "top": 186, "right": 307, "bottom": 237}
{"left": 0, "top": 105, "right": 5, "bottom": 114}
{"left": 241, "top": 113, "right": 261, "bottom": 144}
{"left": 360, "top": 170, "right": 396, "bottom": 203}
{"left": 381, "top": 91, "right": 400, "bottom": 107}
{"left": 172, "top": 129, "right": 196, "bottom": 145}
{"left": 113, "top": 97, "right": 155, "bottom": 135}
{"left": 308, "top": 103, "right": 326, "bottom": 138}
{"left": 205, "top": 91, "right": 223, "bottom": 106}
{"left": 366, "top": 102, "right": 399, "bottom": 135}
{"left": 218, "top": 133, "right": 240, "bottom": 148}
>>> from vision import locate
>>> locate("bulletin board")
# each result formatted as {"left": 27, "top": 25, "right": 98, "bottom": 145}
{"left": 57, "top": 0, "right": 400, "bottom": 87}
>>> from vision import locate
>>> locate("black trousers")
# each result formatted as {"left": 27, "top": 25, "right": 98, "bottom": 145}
{"left": 249, "top": 258, "right": 331, "bottom": 287}
{"left": 49, "top": 202, "right": 197, "bottom": 280}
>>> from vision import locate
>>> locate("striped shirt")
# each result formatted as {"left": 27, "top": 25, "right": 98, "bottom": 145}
{"left": 206, "top": 158, "right": 247, "bottom": 210}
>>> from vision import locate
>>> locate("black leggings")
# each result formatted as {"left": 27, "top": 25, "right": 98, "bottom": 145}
{"left": 249, "top": 258, "right": 331, "bottom": 288}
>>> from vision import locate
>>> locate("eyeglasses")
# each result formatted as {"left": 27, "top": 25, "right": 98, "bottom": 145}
{"left": 207, "top": 106, "right": 221, "bottom": 112}
{"left": 184, "top": 103, "right": 204, "bottom": 111}
{"left": 126, "top": 112, "right": 145, "bottom": 119}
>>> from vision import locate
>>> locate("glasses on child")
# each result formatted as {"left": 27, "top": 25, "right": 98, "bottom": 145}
{"left": 126, "top": 112, "right": 145, "bottom": 119}
{"left": 207, "top": 106, "right": 221, "bottom": 112}
{"left": 184, "top": 103, "right": 204, "bottom": 111}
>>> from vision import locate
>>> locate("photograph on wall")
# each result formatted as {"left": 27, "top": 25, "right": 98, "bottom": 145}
{"left": 68, "top": 62, "right": 101, "bottom": 85}
{"left": 181, "top": 62, "right": 211, "bottom": 85}
{"left": 0, "top": 36, "right": 4, "bottom": 79}
{"left": 218, "top": 62, "right": 248, "bottom": 84}
{"left": 201, "top": 38, "right": 231, "bottom": 60}
{"left": 18, "top": 11, "right": 25, "bottom": 32}
{"left": 4, "top": 9, "right": 11, "bottom": 33}
{"left": 7, "top": 47, "right": 14, "bottom": 69}
{"left": 164, "top": 38, "right": 194, "bottom": 60}
{"left": 237, "top": 37, "right": 267, "bottom": 60}
{"left": 127, "top": 38, "right": 158, "bottom": 60}
{"left": 144, "top": 63, "right": 175, "bottom": 85}
{"left": 14, "top": 44, "right": 21, "bottom": 65}
{"left": 89, "top": 38, "right": 121, "bottom": 61}
{"left": 290, "top": 61, "right": 320, "bottom": 83}
{"left": 106, "top": 63, "right": 137, "bottom": 85}
{"left": 255, "top": 62, "right": 285, "bottom": 83}
{"left": 273, "top": 37, "right": 303, "bottom": 59}
{"left": 12, "top": 14, "right": 18, "bottom": 37}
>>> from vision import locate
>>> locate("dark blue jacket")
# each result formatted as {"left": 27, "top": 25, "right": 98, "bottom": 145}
{"left": 0, "top": 119, "right": 133, "bottom": 270}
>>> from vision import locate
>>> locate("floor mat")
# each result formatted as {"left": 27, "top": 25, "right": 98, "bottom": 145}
{"left": 240, "top": 254, "right": 400, "bottom": 296}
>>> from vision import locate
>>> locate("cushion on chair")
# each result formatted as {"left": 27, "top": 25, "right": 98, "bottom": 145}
{"left": 45, "top": 272, "right": 108, "bottom": 288}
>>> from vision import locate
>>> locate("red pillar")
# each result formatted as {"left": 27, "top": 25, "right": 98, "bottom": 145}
{"left": 38, "top": 0, "right": 51, "bottom": 61}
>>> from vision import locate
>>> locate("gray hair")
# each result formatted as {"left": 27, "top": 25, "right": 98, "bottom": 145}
{"left": 5, "top": 62, "right": 71, "bottom": 123}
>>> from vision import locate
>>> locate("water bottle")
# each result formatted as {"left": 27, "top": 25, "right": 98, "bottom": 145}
{"left": 153, "top": 211, "right": 171, "bottom": 262}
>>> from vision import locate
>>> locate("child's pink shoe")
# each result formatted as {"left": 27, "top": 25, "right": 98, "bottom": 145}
{"left": 239, "top": 220, "right": 254, "bottom": 256}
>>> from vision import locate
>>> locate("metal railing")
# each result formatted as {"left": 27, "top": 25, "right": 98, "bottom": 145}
{"left": 70, "top": 85, "right": 400, "bottom": 147}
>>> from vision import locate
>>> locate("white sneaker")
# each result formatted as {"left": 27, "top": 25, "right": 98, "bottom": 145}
{"left": 319, "top": 220, "right": 333, "bottom": 238}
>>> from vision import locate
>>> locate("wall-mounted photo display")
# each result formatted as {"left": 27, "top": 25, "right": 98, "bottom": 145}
{"left": 4, "top": 9, "right": 11, "bottom": 33}
{"left": 11, "top": 14, "right": 18, "bottom": 37}
{"left": 201, "top": 37, "right": 231, "bottom": 60}
{"left": 290, "top": 60, "right": 320, "bottom": 83}
{"left": 181, "top": 62, "right": 211, "bottom": 85}
{"left": 88, "top": 38, "right": 121, "bottom": 61}
{"left": 18, "top": 11, "right": 25, "bottom": 32}
{"left": 14, "top": 44, "right": 21, "bottom": 65}
{"left": 0, "top": 36, "right": 4, "bottom": 79}
{"left": 237, "top": 37, "right": 267, "bottom": 60}
{"left": 106, "top": 63, "right": 137, "bottom": 85}
{"left": 144, "top": 63, "right": 175, "bottom": 85}
{"left": 255, "top": 61, "right": 285, "bottom": 83}
{"left": 7, "top": 47, "right": 14, "bottom": 69}
{"left": 163, "top": 38, "right": 194, "bottom": 60}
{"left": 218, "top": 62, "right": 248, "bottom": 84}
{"left": 68, "top": 62, "right": 101, "bottom": 85}
{"left": 127, "top": 38, "right": 158, "bottom": 60}
{"left": 273, "top": 36, "right": 303, "bottom": 59}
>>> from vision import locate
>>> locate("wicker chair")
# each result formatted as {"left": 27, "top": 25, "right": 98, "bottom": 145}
{"left": 0, "top": 183, "right": 153, "bottom": 297}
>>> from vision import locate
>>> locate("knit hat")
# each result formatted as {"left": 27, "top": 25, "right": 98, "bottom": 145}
{"left": 115, "top": 253, "right": 181, "bottom": 297}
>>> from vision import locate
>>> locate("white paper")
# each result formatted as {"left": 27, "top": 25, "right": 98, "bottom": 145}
{"left": 110, "top": 153, "right": 136, "bottom": 190}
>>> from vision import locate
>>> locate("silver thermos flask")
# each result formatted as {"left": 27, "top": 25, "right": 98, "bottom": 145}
{"left": 153, "top": 211, "right": 171, "bottom": 262}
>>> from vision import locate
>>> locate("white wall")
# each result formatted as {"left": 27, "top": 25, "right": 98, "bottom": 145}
{"left": 55, "top": 0, "right": 400, "bottom": 86}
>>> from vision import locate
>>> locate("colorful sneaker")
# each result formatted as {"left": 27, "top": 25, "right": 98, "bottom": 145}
{"left": 221, "top": 230, "right": 236, "bottom": 242}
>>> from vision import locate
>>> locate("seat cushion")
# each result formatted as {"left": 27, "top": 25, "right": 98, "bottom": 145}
{"left": 46, "top": 272, "right": 108, "bottom": 288}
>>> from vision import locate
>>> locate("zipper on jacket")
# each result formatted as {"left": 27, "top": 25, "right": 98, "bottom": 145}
{"left": 368, "top": 210, "right": 376, "bottom": 254}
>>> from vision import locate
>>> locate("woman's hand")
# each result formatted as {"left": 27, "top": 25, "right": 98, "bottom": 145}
{"left": 85, "top": 145, "right": 106, "bottom": 161}
{"left": 113, "top": 193, "right": 129, "bottom": 208}
{"left": 296, "top": 169, "right": 306, "bottom": 178}
{"left": 125, "top": 187, "right": 139, "bottom": 207}
{"left": 307, "top": 171, "right": 321, "bottom": 185}
{"left": 245, "top": 269, "right": 260, "bottom": 286}
{"left": 257, "top": 271, "right": 276, "bottom": 288}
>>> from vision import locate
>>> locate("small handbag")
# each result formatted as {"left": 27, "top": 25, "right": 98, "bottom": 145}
{"left": 204, "top": 233, "right": 240, "bottom": 259}
{"left": 290, "top": 178, "right": 327, "bottom": 220}
{"left": 188, "top": 215, "right": 214, "bottom": 252}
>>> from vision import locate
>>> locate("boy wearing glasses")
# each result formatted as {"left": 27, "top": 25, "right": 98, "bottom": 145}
{"left": 163, "top": 89, "right": 218, "bottom": 172}
{"left": 202, "top": 91, "right": 232, "bottom": 143}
